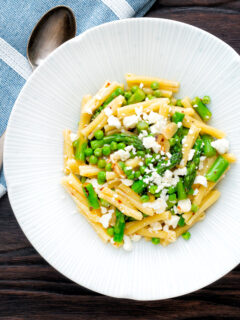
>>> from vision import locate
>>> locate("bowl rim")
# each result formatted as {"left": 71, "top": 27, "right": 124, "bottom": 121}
{"left": 4, "top": 17, "right": 240, "bottom": 301}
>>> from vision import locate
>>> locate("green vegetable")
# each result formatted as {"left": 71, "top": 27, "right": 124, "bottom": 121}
{"left": 127, "top": 173, "right": 135, "bottom": 180}
{"left": 90, "top": 139, "right": 104, "bottom": 150}
{"left": 147, "top": 94, "right": 154, "bottom": 100}
{"left": 192, "top": 96, "right": 212, "bottom": 121}
{"left": 118, "top": 161, "right": 126, "bottom": 170}
{"left": 102, "top": 145, "right": 111, "bottom": 156}
{"left": 110, "top": 141, "right": 118, "bottom": 151}
{"left": 202, "top": 134, "right": 216, "bottom": 157}
{"left": 149, "top": 185, "right": 158, "bottom": 194}
{"left": 182, "top": 231, "right": 191, "bottom": 240}
{"left": 206, "top": 156, "right": 229, "bottom": 182}
{"left": 134, "top": 171, "right": 141, "bottom": 179}
{"left": 140, "top": 166, "right": 147, "bottom": 174}
{"left": 105, "top": 163, "right": 112, "bottom": 171}
{"left": 89, "top": 155, "right": 98, "bottom": 165}
{"left": 103, "top": 133, "right": 144, "bottom": 150}
{"left": 177, "top": 179, "right": 187, "bottom": 200}
{"left": 145, "top": 157, "right": 153, "bottom": 166}
{"left": 84, "top": 148, "right": 93, "bottom": 157}
{"left": 153, "top": 89, "right": 161, "bottom": 97}
{"left": 97, "top": 171, "right": 106, "bottom": 184}
{"left": 140, "top": 194, "right": 150, "bottom": 202}
{"left": 123, "top": 167, "right": 131, "bottom": 176}
{"left": 137, "top": 150, "right": 145, "bottom": 158}
{"left": 151, "top": 237, "right": 160, "bottom": 244}
{"left": 137, "top": 121, "right": 149, "bottom": 132}
{"left": 167, "top": 193, "right": 177, "bottom": 208}
{"left": 128, "top": 88, "right": 146, "bottom": 104}
{"left": 117, "top": 142, "right": 126, "bottom": 150}
{"left": 94, "top": 129, "right": 104, "bottom": 140}
{"left": 107, "top": 227, "right": 114, "bottom": 236}
{"left": 150, "top": 82, "right": 160, "bottom": 90}
{"left": 94, "top": 147, "right": 102, "bottom": 157}
{"left": 131, "top": 180, "right": 146, "bottom": 194}
{"left": 131, "top": 85, "right": 139, "bottom": 93}
{"left": 98, "top": 159, "right": 106, "bottom": 169}
{"left": 172, "top": 112, "right": 185, "bottom": 124}
{"left": 202, "top": 95, "right": 211, "bottom": 104}
{"left": 114, "top": 87, "right": 124, "bottom": 95}
{"left": 178, "top": 216, "right": 185, "bottom": 227}
{"left": 191, "top": 203, "right": 198, "bottom": 213}
{"left": 113, "top": 209, "right": 125, "bottom": 243}
{"left": 124, "top": 91, "right": 132, "bottom": 100}
{"left": 80, "top": 176, "right": 86, "bottom": 184}
{"left": 176, "top": 99, "right": 183, "bottom": 107}
{"left": 74, "top": 139, "right": 87, "bottom": 162}
{"left": 168, "top": 186, "right": 176, "bottom": 194}
{"left": 100, "top": 198, "right": 110, "bottom": 207}
{"left": 82, "top": 183, "right": 99, "bottom": 209}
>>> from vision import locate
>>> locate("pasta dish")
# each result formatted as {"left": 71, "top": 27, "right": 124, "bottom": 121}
{"left": 62, "top": 73, "right": 235, "bottom": 250}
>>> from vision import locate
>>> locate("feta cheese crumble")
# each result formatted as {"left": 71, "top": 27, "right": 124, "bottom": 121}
{"left": 130, "top": 234, "right": 142, "bottom": 242}
{"left": 104, "top": 106, "right": 113, "bottom": 117}
{"left": 99, "top": 211, "right": 113, "bottom": 228}
{"left": 123, "top": 115, "right": 139, "bottom": 129}
{"left": 194, "top": 175, "right": 208, "bottom": 187}
{"left": 107, "top": 115, "right": 121, "bottom": 129}
{"left": 188, "top": 149, "right": 195, "bottom": 161}
{"left": 177, "top": 199, "right": 192, "bottom": 213}
{"left": 123, "top": 235, "right": 133, "bottom": 251}
{"left": 70, "top": 133, "right": 77, "bottom": 142}
{"left": 121, "top": 179, "right": 133, "bottom": 186}
{"left": 142, "top": 136, "right": 161, "bottom": 153}
{"left": 165, "top": 215, "right": 180, "bottom": 229}
{"left": 143, "top": 198, "right": 167, "bottom": 214}
{"left": 211, "top": 138, "right": 229, "bottom": 154}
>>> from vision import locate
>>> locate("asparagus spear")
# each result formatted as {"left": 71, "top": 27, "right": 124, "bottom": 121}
{"left": 113, "top": 209, "right": 125, "bottom": 243}
{"left": 206, "top": 156, "right": 229, "bottom": 182}
{"left": 202, "top": 134, "right": 216, "bottom": 157}
{"left": 82, "top": 183, "right": 100, "bottom": 209}
{"left": 192, "top": 97, "right": 212, "bottom": 122}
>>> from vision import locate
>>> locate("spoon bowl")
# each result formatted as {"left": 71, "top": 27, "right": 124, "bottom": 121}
{"left": 27, "top": 6, "right": 76, "bottom": 70}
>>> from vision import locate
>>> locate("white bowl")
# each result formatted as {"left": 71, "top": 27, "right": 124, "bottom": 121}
{"left": 4, "top": 18, "right": 240, "bottom": 300}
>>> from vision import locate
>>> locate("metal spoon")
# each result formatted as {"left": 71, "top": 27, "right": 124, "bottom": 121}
{"left": 0, "top": 6, "right": 76, "bottom": 169}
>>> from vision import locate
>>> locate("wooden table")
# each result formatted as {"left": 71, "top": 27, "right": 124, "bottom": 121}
{"left": 0, "top": 1, "right": 239, "bottom": 319}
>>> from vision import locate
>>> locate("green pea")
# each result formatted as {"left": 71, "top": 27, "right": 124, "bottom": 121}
{"left": 94, "top": 148, "right": 102, "bottom": 157}
{"left": 130, "top": 151, "right": 135, "bottom": 159}
{"left": 91, "top": 140, "right": 104, "bottom": 150}
{"left": 100, "top": 198, "right": 110, "bottom": 207}
{"left": 202, "top": 95, "right": 211, "bottom": 104}
{"left": 114, "top": 87, "right": 124, "bottom": 95}
{"left": 118, "top": 161, "right": 126, "bottom": 170}
{"left": 168, "top": 186, "right": 176, "bottom": 194}
{"left": 147, "top": 94, "right": 154, "bottom": 100}
{"left": 123, "top": 168, "right": 132, "bottom": 176}
{"left": 178, "top": 216, "right": 185, "bottom": 227}
{"left": 124, "top": 91, "right": 132, "bottom": 100}
{"left": 145, "top": 157, "right": 153, "bottom": 166}
{"left": 94, "top": 130, "right": 104, "bottom": 140}
{"left": 137, "top": 150, "right": 145, "bottom": 158}
{"left": 117, "top": 142, "right": 126, "bottom": 150}
{"left": 102, "top": 145, "right": 111, "bottom": 156}
{"left": 176, "top": 99, "right": 183, "bottom": 107}
{"left": 105, "top": 163, "right": 112, "bottom": 171}
{"left": 153, "top": 89, "right": 161, "bottom": 97}
{"left": 84, "top": 148, "right": 93, "bottom": 157}
{"left": 140, "top": 194, "right": 149, "bottom": 202}
{"left": 134, "top": 171, "right": 141, "bottom": 179}
{"left": 149, "top": 185, "right": 158, "bottom": 194}
{"left": 128, "top": 88, "right": 146, "bottom": 104}
{"left": 151, "top": 237, "right": 160, "bottom": 244}
{"left": 150, "top": 82, "right": 160, "bottom": 90}
{"left": 188, "top": 188, "right": 194, "bottom": 195}
{"left": 140, "top": 166, "right": 147, "bottom": 174}
{"left": 80, "top": 176, "right": 86, "bottom": 183}
{"left": 131, "top": 85, "right": 139, "bottom": 93}
{"left": 107, "top": 227, "right": 114, "bottom": 236}
{"left": 137, "top": 121, "right": 149, "bottom": 132}
{"left": 127, "top": 173, "right": 135, "bottom": 180}
{"left": 89, "top": 155, "right": 98, "bottom": 165}
{"left": 110, "top": 141, "right": 118, "bottom": 151}
{"left": 97, "top": 171, "right": 106, "bottom": 184}
{"left": 98, "top": 159, "right": 106, "bottom": 169}
{"left": 182, "top": 231, "right": 191, "bottom": 240}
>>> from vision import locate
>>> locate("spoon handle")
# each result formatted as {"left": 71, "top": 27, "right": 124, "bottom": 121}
{"left": 0, "top": 131, "right": 5, "bottom": 170}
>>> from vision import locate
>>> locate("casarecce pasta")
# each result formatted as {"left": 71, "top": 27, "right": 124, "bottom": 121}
{"left": 62, "top": 73, "right": 236, "bottom": 250}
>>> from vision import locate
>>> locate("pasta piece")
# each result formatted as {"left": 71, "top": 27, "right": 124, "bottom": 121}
{"left": 159, "top": 103, "right": 170, "bottom": 118}
{"left": 169, "top": 106, "right": 194, "bottom": 116}
{"left": 143, "top": 87, "right": 173, "bottom": 98}
{"left": 125, "top": 157, "right": 142, "bottom": 169}
{"left": 115, "top": 187, "right": 154, "bottom": 216}
{"left": 117, "top": 98, "right": 169, "bottom": 118}
{"left": 99, "top": 187, "right": 143, "bottom": 220}
{"left": 162, "top": 122, "right": 178, "bottom": 139}
{"left": 77, "top": 94, "right": 92, "bottom": 137}
{"left": 198, "top": 156, "right": 217, "bottom": 175}
{"left": 198, "top": 190, "right": 220, "bottom": 213}
{"left": 174, "top": 212, "right": 205, "bottom": 238}
{"left": 222, "top": 153, "right": 237, "bottom": 163}
{"left": 180, "top": 124, "right": 201, "bottom": 167}
{"left": 125, "top": 73, "right": 180, "bottom": 91}
{"left": 125, "top": 212, "right": 170, "bottom": 235}
{"left": 81, "top": 95, "right": 124, "bottom": 138}
{"left": 106, "top": 171, "right": 118, "bottom": 181}
{"left": 183, "top": 115, "right": 226, "bottom": 139}
{"left": 67, "top": 159, "right": 80, "bottom": 175}
{"left": 79, "top": 165, "right": 101, "bottom": 177}
{"left": 63, "top": 129, "right": 74, "bottom": 174}
{"left": 82, "top": 81, "right": 123, "bottom": 115}
{"left": 181, "top": 96, "right": 202, "bottom": 121}
{"left": 107, "top": 179, "right": 121, "bottom": 188}
{"left": 136, "top": 228, "right": 170, "bottom": 240}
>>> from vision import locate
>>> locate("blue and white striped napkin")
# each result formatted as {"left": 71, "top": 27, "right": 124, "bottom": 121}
{"left": 0, "top": 0, "right": 155, "bottom": 197}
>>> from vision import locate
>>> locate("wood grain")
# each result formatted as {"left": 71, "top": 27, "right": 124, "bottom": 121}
{"left": 0, "top": 1, "right": 239, "bottom": 319}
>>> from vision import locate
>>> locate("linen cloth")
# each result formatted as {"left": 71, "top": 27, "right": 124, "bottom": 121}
{"left": 0, "top": 0, "right": 155, "bottom": 197}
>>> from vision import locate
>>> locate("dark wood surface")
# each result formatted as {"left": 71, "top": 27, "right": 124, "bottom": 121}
{"left": 0, "top": 1, "right": 239, "bottom": 319}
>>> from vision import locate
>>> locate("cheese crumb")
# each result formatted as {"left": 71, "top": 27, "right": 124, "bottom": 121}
{"left": 123, "top": 235, "right": 133, "bottom": 251}
{"left": 149, "top": 222, "right": 162, "bottom": 233}
{"left": 70, "top": 133, "right": 77, "bottom": 142}
{"left": 121, "top": 179, "right": 133, "bottom": 186}
{"left": 130, "top": 234, "right": 141, "bottom": 242}
{"left": 211, "top": 138, "right": 229, "bottom": 154}
{"left": 177, "top": 122, "right": 182, "bottom": 128}
{"left": 177, "top": 199, "right": 192, "bottom": 213}
{"left": 123, "top": 115, "right": 139, "bottom": 129}
{"left": 104, "top": 106, "right": 113, "bottom": 117}
{"left": 142, "top": 136, "right": 161, "bottom": 153}
{"left": 173, "top": 167, "right": 187, "bottom": 176}
{"left": 188, "top": 149, "right": 195, "bottom": 161}
{"left": 165, "top": 215, "right": 180, "bottom": 229}
{"left": 99, "top": 211, "right": 113, "bottom": 228}
{"left": 143, "top": 198, "right": 167, "bottom": 214}
{"left": 107, "top": 115, "right": 121, "bottom": 129}
{"left": 193, "top": 188, "right": 199, "bottom": 196}
{"left": 194, "top": 175, "right": 208, "bottom": 187}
